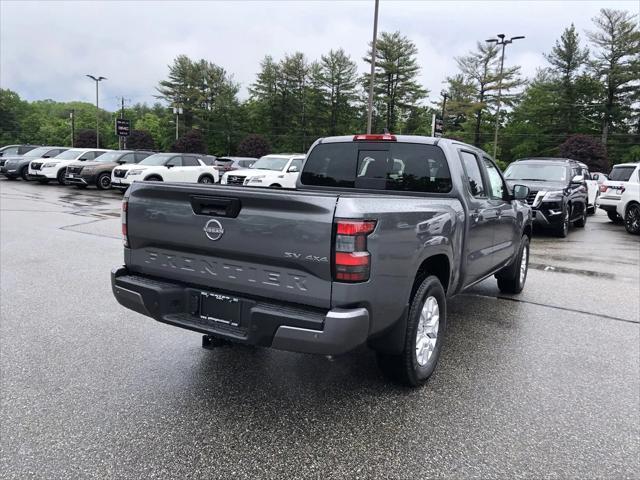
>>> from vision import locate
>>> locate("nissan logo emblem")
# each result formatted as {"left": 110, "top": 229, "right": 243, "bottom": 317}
{"left": 203, "top": 219, "right": 224, "bottom": 241}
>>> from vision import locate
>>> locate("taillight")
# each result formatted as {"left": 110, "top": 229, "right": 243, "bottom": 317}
{"left": 353, "top": 133, "right": 396, "bottom": 141}
{"left": 333, "top": 219, "right": 376, "bottom": 282}
{"left": 121, "top": 198, "right": 129, "bottom": 247}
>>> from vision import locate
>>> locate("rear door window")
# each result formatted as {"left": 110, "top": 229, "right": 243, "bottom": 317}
{"left": 183, "top": 156, "right": 200, "bottom": 167}
{"left": 301, "top": 142, "right": 451, "bottom": 193}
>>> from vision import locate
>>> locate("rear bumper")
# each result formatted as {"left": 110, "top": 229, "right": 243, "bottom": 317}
{"left": 111, "top": 266, "right": 370, "bottom": 355}
{"left": 597, "top": 197, "right": 620, "bottom": 212}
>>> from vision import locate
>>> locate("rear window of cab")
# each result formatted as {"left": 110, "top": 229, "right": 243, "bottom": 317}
{"left": 300, "top": 142, "right": 452, "bottom": 193}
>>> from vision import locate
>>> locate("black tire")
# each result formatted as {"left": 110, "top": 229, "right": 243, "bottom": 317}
{"left": 145, "top": 175, "right": 162, "bottom": 181}
{"left": 376, "top": 275, "right": 446, "bottom": 387}
{"left": 20, "top": 166, "right": 29, "bottom": 181}
{"left": 496, "top": 235, "right": 530, "bottom": 294}
{"left": 198, "top": 175, "right": 214, "bottom": 184}
{"left": 5, "top": 175, "right": 17, "bottom": 180}
{"left": 56, "top": 168, "right": 67, "bottom": 185}
{"left": 607, "top": 210, "right": 622, "bottom": 223}
{"left": 556, "top": 206, "right": 570, "bottom": 237}
{"left": 96, "top": 172, "right": 111, "bottom": 190}
{"left": 624, "top": 203, "right": 640, "bottom": 235}
{"left": 574, "top": 205, "right": 587, "bottom": 227}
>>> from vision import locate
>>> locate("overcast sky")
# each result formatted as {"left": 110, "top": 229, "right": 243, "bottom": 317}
{"left": 1, "top": 0, "right": 637, "bottom": 111}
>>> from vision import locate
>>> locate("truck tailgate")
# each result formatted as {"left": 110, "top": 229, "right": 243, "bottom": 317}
{"left": 125, "top": 183, "right": 337, "bottom": 308}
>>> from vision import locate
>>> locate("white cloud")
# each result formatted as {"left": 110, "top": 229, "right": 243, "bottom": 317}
{"left": 1, "top": 0, "right": 637, "bottom": 111}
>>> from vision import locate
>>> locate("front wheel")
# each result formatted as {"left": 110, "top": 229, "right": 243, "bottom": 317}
{"left": 96, "top": 173, "right": 111, "bottom": 190}
{"left": 20, "top": 166, "right": 29, "bottom": 181}
{"left": 624, "top": 204, "right": 640, "bottom": 235}
{"left": 575, "top": 205, "right": 587, "bottom": 227}
{"left": 496, "top": 235, "right": 530, "bottom": 294}
{"left": 56, "top": 169, "right": 67, "bottom": 185}
{"left": 198, "top": 175, "right": 214, "bottom": 184}
{"left": 556, "top": 207, "right": 570, "bottom": 237}
{"left": 376, "top": 275, "right": 446, "bottom": 387}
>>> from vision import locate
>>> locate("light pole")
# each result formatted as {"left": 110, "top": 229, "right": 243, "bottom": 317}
{"left": 485, "top": 34, "right": 524, "bottom": 158}
{"left": 440, "top": 90, "right": 449, "bottom": 134}
{"left": 86, "top": 75, "right": 106, "bottom": 147}
{"left": 366, "top": 0, "right": 379, "bottom": 134}
{"left": 173, "top": 105, "right": 183, "bottom": 140}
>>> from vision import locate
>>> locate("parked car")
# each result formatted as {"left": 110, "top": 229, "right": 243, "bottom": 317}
{"left": 112, "top": 134, "right": 532, "bottom": 387}
{"left": 614, "top": 163, "right": 640, "bottom": 234}
{"left": 598, "top": 162, "right": 639, "bottom": 222}
{"left": 65, "top": 150, "right": 153, "bottom": 190}
{"left": 28, "top": 148, "right": 109, "bottom": 185}
{"left": 221, "top": 154, "right": 304, "bottom": 188}
{"left": 198, "top": 155, "right": 218, "bottom": 166}
{"left": 1, "top": 146, "right": 68, "bottom": 180}
{"left": 576, "top": 162, "right": 599, "bottom": 214}
{"left": 504, "top": 157, "right": 588, "bottom": 237}
{"left": 213, "top": 157, "right": 258, "bottom": 177}
{"left": 591, "top": 172, "right": 608, "bottom": 184}
{"left": 0, "top": 144, "right": 39, "bottom": 157}
{"left": 110, "top": 152, "right": 218, "bottom": 191}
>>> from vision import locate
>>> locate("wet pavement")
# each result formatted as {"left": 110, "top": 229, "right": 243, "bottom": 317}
{"left": 1, "top": 179, "right": 639, "bottom": 479}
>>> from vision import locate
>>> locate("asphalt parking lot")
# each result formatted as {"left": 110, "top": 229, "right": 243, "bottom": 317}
{"left": 1, "top": 179, "right": 638, "bottom": 479}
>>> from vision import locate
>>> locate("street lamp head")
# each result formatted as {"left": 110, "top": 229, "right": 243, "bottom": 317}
{"left": 486, "top": 38, "right": 498, "bottom": 43}
{"left": 86, "top": 74, "right": 107, "bottom": 82}
{"left": 497, "top": 33, "right": 506, "bottom": 39}
{"left": 511, "top": 35, "right": 525, "bottom": 41}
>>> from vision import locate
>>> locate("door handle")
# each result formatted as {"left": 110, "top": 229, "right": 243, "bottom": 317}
{"left": 472, "top": 210, "right": 483, "bottom": 223}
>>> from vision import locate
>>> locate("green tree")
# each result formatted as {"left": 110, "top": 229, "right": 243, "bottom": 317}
{"left": 316, "top": 49, "right": 359, "bottom": 135}
{"left": 544, "top": 24, "right": 590, "bottom": 134}
{"left": 363, "top": 31, "right": 427, "bottom": 133}
{"left": 587, "top": 9, "right": 640, "bottom": 149}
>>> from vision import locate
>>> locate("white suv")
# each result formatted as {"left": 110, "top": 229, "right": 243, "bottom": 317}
{"left": 29, "top": 148, "right": 109, "bottom": 184}
{"left": 614, "top": 164, "right": 640, "bottom": 234}
{"left": 598, "top": 162, "right": 639, "bottom": 222}
{"left": 221, "top": 154, "right": 305, "bottom": 188}
{"left": 111, "top": 152, "right": 218, "bottom": 191}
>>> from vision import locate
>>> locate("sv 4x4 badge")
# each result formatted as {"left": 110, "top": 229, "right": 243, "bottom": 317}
{"left": 284, "top": 252, "right": 329, "bottom": 262}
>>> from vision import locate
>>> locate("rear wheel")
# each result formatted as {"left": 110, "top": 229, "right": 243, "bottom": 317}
{"left": 607, "top": 211, "right": 622, "bottom": 223}
{"left": 198, "top": 175, "right": 214, "bottom": 184}
{"left": 20, "top": 166, "right": 29, "bottom": 181}
{"left": 376, "top": 275, "right": 446, "bottom": 387}
{"left": 496, "top": 235, "right": 530, "bottom": 294}
{"left": 96, "top": 172, "right": 111, "bottom": 190}
{"left": 624, "top": 204, "right": 640, "bottom": 235}
{"left": 56, "top": 169, "right": 67, "bottom": 185}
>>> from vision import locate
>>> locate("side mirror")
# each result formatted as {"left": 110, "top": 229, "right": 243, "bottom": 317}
{"left": 512, "top": 184, "right": 530, "bottom": 201}
{"left": 571, "top": 175, "right": 584, "bottom": 184}
{"left": 287, "top": 165, "right": 299, "bottom": 173}
{"left": 117, "top": 160, "right": 126, "bottom": 165}
{"left": 166, "top": 164, "right": 174, "bottom": 168}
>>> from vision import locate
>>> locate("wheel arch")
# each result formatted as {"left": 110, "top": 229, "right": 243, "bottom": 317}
{"left": 411, "top": 254, "right": 451, "bottom": 298}
{"left": 144, "top": 174, "right": 163, "bottom": 181}
{"left": 625, "top": 200, "right": 640, "bottom": 215}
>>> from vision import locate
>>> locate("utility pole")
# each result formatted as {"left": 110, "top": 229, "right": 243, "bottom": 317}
{"left": 173, "top": 105, "right": 183, "bottom": 141}
{"left": 366, "top": 0, "right": 379, "bottom": 134}
{"left": 69, "top": 110, "right": 75, "bottom": 147}
{"left": 86, "top": 75, "right": 106, "bottom": 147}
{"left": 440, "top": 91, "right": 449, "bottom": 135}
{"left": 485, "top": 34, "right": 524, "bottom": 159}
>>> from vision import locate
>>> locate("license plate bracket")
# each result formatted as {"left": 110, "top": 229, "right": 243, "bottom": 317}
{"left": 199, "top": 292, "right": 242, "bottom": 327}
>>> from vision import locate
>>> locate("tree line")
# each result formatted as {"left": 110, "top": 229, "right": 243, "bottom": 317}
{"left": 1, "top": 8, "right": 638, "bottom": 169}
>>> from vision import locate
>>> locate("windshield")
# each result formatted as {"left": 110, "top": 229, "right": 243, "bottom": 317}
{"left": 92, "top": 151, "right": 124, "bottom": 163}
{"left": 504, "top": 163, "right": 567, "bottom": 182}
{"left": 138, "top": 154, "right": 175, "bottom": 166}
{"left": 609, "top": 166, "right": 635, "bottom": 182}
{"left": 251, "top": 156, "right": 289, "bottom": 171}
{"left": 54, "top": 149, "right": 84, "bottom": 160}
{"left": 24, "top": 147, "right": 55, "bottom": 158}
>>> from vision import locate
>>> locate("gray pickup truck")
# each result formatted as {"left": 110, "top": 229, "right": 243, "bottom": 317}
{"left": 112, "top": 134, "right": 532, "bottom": 386}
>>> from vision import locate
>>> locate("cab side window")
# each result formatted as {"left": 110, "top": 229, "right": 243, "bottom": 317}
{"left": 459, "top": 151, "right": 486, "bottom": 197}
{"left": 120, "top": 153, "right": 136, "bottom": 163}
{"left": 483, "top": 158, "right": 505, "bottom": 200}
{"left": 79, "top": 151, "right": 95, "bottom": 160}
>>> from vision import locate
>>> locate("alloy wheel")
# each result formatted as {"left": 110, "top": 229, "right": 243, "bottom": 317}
{"left": 415, "top": 296, "right": 439, "bottom": 367}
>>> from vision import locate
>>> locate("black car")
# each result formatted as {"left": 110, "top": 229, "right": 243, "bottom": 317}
{"left": 504, "top": 157, "right": 589, "bottom": 237}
